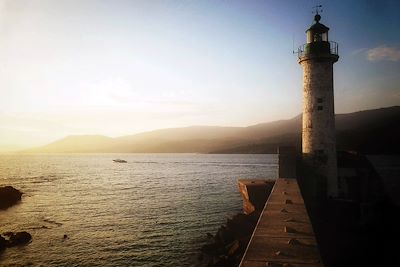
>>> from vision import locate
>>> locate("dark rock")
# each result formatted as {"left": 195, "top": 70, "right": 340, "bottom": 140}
{"left": 226, "top": 240, "right": 240, "bottom": 256}
{"left": 8, "top": 231, "right": 32, "bottom": 246}
{"left": 197, "top": 253, "right": 204, "bottom": 261}
{"left": 201, "top": 243, "right": 220, "bottom": 256}
{"left": 200, "top": 212, "right": 261, "bottom": 266}
{"left": 0, "top": 186, "right": 22, "bottom": 210}
{"left": 0, "top": 235, "right": 7, "bottom": 250}
{"left": 211, "top": 255, "right": 233, "bottom": 267}
{"left": 63, "top": 234, "right": 68, "bottom": 239}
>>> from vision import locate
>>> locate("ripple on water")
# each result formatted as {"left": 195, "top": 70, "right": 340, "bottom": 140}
{"left": 0, "top": 153, "right": 277, "bottom": 266}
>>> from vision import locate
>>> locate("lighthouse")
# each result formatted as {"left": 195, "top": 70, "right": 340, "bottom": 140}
{"left": 298, "top": 11, "right": 339, "bottom": 198}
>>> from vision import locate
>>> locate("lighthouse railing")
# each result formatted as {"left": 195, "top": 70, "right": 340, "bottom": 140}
{"left": 330, "top": 41, "right": 338, "bottom": 55}
{"left": 297, "top": 41, "right": 338, "bottom": 59}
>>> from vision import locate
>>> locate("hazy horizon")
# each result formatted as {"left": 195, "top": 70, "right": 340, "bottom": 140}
{"left": 0, "top": 105, "right": 396, "bottom": 153}
{"left": 1, "top": 0, "right": 399, "bottom": 149}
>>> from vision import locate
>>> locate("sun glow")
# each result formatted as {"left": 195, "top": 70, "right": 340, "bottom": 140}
{"left": 0, "top": 0, "right": 399, "bottom": 150}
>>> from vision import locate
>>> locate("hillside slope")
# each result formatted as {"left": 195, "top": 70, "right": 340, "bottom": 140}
{"left": 26, "top": 106, "right": 400, "bottom": 154}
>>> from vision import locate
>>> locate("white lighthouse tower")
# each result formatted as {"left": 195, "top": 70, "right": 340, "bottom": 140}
{"left": 298, "top": 10, "right": 339, "bottom": 198}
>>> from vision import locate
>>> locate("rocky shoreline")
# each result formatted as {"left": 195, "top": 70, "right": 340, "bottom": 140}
{"left": 0, "top": 231, "right": 32, "bottom": 251}
{"left": 199, "top": 212, "right": 260, "bottom": 266}
{"left": 0, "top": 186, "right": 32, "bottom": 252}
{"left": 198, "top": 180, "right": 275, "bottom": 267}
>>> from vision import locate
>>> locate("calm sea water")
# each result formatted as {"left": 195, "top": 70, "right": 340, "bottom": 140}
{"left": 0, "top": 153, "right": 277, "bottom": 266}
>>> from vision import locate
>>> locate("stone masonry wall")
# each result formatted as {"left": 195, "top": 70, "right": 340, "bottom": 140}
{"left": 301, "top": 59, "right": 338, "bottom": 197}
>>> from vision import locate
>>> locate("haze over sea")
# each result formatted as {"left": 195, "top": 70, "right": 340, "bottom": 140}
{"left": 0, "top": 153, "right": 277, "bottom": 266}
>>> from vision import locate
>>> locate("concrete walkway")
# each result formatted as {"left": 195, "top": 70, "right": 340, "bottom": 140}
{"left": 239, "top": 178, "right": 323, "bottom": 267}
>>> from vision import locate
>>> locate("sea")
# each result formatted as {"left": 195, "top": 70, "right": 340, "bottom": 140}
{"left": 0, "top": 153, "right": 278, "bottom": 266}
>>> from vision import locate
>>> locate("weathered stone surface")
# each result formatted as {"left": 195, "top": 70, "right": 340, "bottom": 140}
{"left": 240, "top": 178, "right": 322, "bottom": 267}
{"left": 0, "top": 186, "right": 22, "bottom": 210}
{"left": 238, "top": 179, "right": 275, "bottom": 215}
{"left": 300, "top": 51, "right": 338, "bottom": 198}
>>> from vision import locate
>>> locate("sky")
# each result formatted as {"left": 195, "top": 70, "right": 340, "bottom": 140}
{"left": 0, "top": 0, "right": 399, "bottom": 149}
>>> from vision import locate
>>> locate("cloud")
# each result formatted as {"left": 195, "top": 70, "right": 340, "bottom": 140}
{"left": 367, "top": 45, "right": 400, "bottom": 62}
{"left": 351, "top": 48, "right": 367, "bottom": 56}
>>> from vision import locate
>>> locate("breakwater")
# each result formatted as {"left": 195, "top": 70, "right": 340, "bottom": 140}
{"left": 198, "top": 147, "right": 319, "bottom": 267}
{"left": 237, "top": 149, "right": 400, "bottom": 266}
{"left": 199, "top": 180, "right": 275, "bottom": 266}
{"left": 239, "top": 178, "right": 322, "bottom": 266}
{"left": 236, "top": 147, "right": 322, "bottom": 266}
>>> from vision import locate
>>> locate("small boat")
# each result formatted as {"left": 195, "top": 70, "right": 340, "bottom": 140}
{"left": 113, "top": 159, "right": 127, "bottom": 163}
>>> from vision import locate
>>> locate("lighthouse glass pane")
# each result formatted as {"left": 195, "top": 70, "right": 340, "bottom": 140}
{"left": 322, "top": 32, "right": 328, "bottom": 41}
{"left": 314, "top": 33, "right": 322, "bottom": 42}
{"left": 307, "top": 31, "right": 313, "bottom": 43}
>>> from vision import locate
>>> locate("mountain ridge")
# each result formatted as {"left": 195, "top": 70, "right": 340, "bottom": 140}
{"left": 25, "top": 106, "right": 400, "bottom": 154}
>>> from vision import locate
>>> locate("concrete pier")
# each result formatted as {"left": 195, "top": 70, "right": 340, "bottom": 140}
{"left": 239, "top": 178, "right": 323, "bottom": 266}
{"left": 237, "top": 148, "right": 323, "bottom": 266}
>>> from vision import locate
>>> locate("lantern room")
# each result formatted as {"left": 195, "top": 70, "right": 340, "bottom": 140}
{"left": 298, "top": 14, "right": 338, "bottom": 62}
{"left": 306, "top": 14, "right": 329, "bottom": 43}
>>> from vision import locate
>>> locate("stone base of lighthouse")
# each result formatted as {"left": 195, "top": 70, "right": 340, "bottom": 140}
{"left": 300, "top": 57, "right": 339, "bottom": 198}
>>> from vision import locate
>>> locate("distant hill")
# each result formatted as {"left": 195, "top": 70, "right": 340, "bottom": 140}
{"left": 26, "top": 106, "right": 400, "bottom": 154}
{"left": 34, "top": 135, "right": 115, "bottom": 153}
{"left": 0, "top": 144, "right": 26, "bottom": 153}
{"left": 212, "top": 106, "right": 400, "bottom": 154}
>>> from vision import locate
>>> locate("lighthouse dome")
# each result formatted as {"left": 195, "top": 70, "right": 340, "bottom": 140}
{"left": 307, "top": 21, "right": 330, "bottom": 34}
